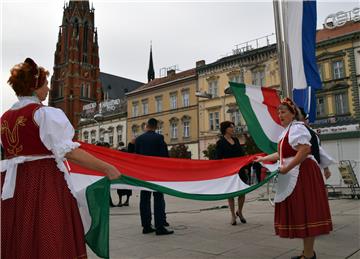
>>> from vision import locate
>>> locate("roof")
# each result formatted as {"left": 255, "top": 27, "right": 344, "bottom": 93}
{"left": 127, "top": 68, "right": 196, "bottom": 95}
{"left": 99, "top": 72, "right": 144, "bottom": 99}
{"left": 316, "top": 21, "right": 360, "bottom": 43}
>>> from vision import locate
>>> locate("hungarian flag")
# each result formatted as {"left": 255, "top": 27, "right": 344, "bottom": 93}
{"left": 67, "top": 142, "right": 276, "bottom": 258}
{"left": 229, "top": 82, "right": 284, "bottom": 154}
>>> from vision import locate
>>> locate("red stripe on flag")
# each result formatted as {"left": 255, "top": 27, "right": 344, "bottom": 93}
{"left": 261, "top": 87, "right": 282, "bottom": 125}
{"left": 69, "top": 142, "right": 258, "bottom": 182}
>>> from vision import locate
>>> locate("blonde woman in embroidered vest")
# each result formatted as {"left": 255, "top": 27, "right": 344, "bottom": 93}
{"left": 255, "top": 98, "right": 332, "bottom": 259}
{"left": 0, "top": 58, "right": 121, "bottom": 259}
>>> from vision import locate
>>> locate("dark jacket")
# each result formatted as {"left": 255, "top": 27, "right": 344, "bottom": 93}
{"left": 135, "top": 131, "right": 169, "bottom": 158}
{"left": 215, "top": 136, "right": 245, "bottom": 159}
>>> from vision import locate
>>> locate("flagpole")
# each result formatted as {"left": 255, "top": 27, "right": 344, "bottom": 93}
{"left": 273, "top": 0, "right": 293, "bottom": 99}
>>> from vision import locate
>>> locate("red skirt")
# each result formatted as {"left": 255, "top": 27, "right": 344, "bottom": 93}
{"left": 274, "top": 158, "right": 333, "bottom": 238}
{"left": 1, "top": 158, "right": 87, "bottom": 259}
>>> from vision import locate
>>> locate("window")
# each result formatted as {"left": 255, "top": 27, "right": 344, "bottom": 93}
{"left": 170, "top": 93, "right": 177, "bottom": 109}
{"left": 208, "top": 81, "right": 218, "bottom": 97}
{"left": 252, "top": 70, "right": 265, "bottom": 86}
{"left": 209, "top": 112, "right": 220, "bottom": 131}
{"left": 155, "top": 96, "right": 163, "bottom": 112}
{"left": 81, "top": 83, "right": 86, "bottom": 97}
{"left": 90, "top": 130, "right": 96, "bottom": 144}
{"left": 131, "top": 125, "right": 139, "bottom": 137}
{"left": 332, "top": 60, "right": 344, "bottom": 79}
{"left": 58, "top": 84, "right": 63, "bottom": 98}
{"left": 83, "top": 131, "right": 89, "bottom": 143}
{"left": 334, "top": 92, "right": 349, "bottom": 115}
{"left": 99, "top": 129, "right": 105, "bottom": 142}
{"left": 229, "top": 74, "right": 242, "bottom": 83}
{"left": 142, "top": 99, "right": 149, "bottom": 115}
{"left": 132, "top": 102, "right": 139, "bottom": 117}
{"left": 117, "top": 126, "right": 123, "bottom": 142}
{"left": 183, "top": 121, "right": 190, "bottom": 138}
{"left": 317, "top": 64, "right": 324, "bottom": 81}
{"left": 87, "top": 84, "right": 91, "bottom": 98}
{"left": 108, "top": 131, "right": 114, "bottom": 147}
{"left": 182, "top": 90, "right": 190, "bottom": 107}
{"left": 230, "top": 109, "right": 242, "bottom": 126}
{"left": 171, "top": 122, "right": 178, "bottom": 139}
{"left": 156, "top": 122, "right": 163, "bottom": 135}
{"left": 316, "top": 97, "right": 326, "bottom": 117}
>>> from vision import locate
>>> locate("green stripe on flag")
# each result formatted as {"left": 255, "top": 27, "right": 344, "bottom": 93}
{"left": 229, "top": 82, "right": 278, "bottom": 154}
{"left": 112, "top": 171, "right": 278, "bottom": 201}
{"left": 84, "top": 171, "right": 278, "bottom": 258}
{"left": 85, "top": 177, "right": 111, "bottom": 259}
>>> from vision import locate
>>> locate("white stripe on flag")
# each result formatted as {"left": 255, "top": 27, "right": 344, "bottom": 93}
{"left": 246, "top": 86, "right": 283, "bottom": 142}
{"left": 285, "top": 0, "right": 307, "bottom": 90}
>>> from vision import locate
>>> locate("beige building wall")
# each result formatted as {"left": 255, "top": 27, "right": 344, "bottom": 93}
{"left": 197, "top": 47, "right": 279, "bottom": 158}
{"left": 126, "top": 70, "right": 199, "bottom": 159}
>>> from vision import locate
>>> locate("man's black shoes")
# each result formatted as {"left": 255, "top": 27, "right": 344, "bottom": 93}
{"left": 142, "top": 226, "right": 156, "bottom": 234}
{"left": 155, "top": 227, "right": 174, "bottom": 236}
{"left": 163, "top": 221, "right": 170, "bottom": 227}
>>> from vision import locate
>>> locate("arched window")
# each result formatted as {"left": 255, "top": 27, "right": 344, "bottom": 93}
{"left": 99, "top": 128, "right": 105, "bottom": 142}
{"left": 83, "top": 131, "right": 89, "bottom": 143}
{"left": 156, "top": 121, "right": 163, "bottom": 135}
{"left": 169, "top": 117, "right": 179, "bottom": 139}
{"left": 132, "top": 125, "right": 139, "bottom": 137}
{"left": 73, "top": 18, "right": 79, "bottom": 36}
{"left": 87, "top": 84, "right": 91, "bottom": 98}
{"left": 80, "top": 83, "right": 86, "bottom": 97}
{"left": 116, "top": 125, "right": 123, "bottom": 142}
{"left": 181, "top": 115, "right": 191, "bottom": 138}
{"left": 108, "top": 127, "right": 114, "bottom": 147}
{"left": 90, "top": 130, "right": 96, "bottom": 144}
{"left": 83, "top": 21, "right": 88, "bottom": 63}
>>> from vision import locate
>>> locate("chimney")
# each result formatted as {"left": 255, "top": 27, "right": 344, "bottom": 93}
{"left": 196, "top": 60, "right": 206, "bottom": 68}
{"left": 167, "top": 69, "right": 176, "bottom": 76}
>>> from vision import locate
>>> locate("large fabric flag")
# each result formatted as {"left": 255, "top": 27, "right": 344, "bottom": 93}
{"left": 229, "top": 82, "right": 284, "bottom": 154}
{"left": 284, "top": 0, "right": 322, "bottom": 122}
{"left": 67, "top": 142, "right": 277, "bottom": 258}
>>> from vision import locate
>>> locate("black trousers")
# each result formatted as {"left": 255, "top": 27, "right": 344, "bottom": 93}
{"left": 140, "top": 191, "right": 166, "bottom": 228}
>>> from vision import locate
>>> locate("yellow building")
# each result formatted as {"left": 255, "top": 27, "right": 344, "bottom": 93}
{"left": 314, "top": 20, "right": 360, "bottom": 126}
{"left": 196, "top": 44, "right": 280, "bottom": 158}
{"left": 126, "top": 68, "right": 199, "bottom": 158}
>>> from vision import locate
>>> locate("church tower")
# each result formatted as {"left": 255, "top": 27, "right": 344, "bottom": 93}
{"left": 49, "top": 0, "right": 102, "bottom": 128}
{"left": 147, "top": 42, "right": 155, "bottom": 82}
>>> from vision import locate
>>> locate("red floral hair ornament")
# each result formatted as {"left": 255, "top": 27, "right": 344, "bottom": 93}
{"left": 280, "top": 97, "right": 297, "bottom": 115}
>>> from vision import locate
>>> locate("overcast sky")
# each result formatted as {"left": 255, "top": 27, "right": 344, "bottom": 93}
{"left": 1, "top": 0, "right": 358, "bottom": 111}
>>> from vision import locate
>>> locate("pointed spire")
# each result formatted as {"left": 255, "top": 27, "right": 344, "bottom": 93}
{"left": 147, "top": 41, "right": 155, "bottom": 82}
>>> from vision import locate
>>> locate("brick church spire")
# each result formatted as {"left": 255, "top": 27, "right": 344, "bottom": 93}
{"left": 49, "top": 0, "right": 102, "bottom": 128}
{"left": 147, "top": 42, "right": 155, "bottom": 82}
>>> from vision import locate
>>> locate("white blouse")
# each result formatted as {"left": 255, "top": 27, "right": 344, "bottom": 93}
{"left": 1, "top": 96, "right": 79, "bottom": 200}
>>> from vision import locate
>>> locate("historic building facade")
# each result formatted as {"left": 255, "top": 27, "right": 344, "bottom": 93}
{"left": 313, "top": 18, "right": 360, "bottom": 186}
{"left": 126, "top": 68, "right": 199, "bottom": 158}
{"left": 49, "top": 1, "right": 102, "bottom": 128}
{"left": 196, "top": 43, "right": 280, "bottom": 158}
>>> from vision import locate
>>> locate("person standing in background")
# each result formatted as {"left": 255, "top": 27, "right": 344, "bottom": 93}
{"left": 215, "top": 121, "right": 248, "bottom": 226}
{"left": 135, "top": 118, "right": 173, "bottom": 235}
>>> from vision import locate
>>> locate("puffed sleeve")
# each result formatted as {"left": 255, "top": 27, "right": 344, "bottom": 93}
{"left": 288, "top": 123, "right": 312, "bottom": 150}
{"left": 34, "top": 106, "right": 80, "bottom": 160}
{"left": 319, "top": 146, "right": 336, "bottom": 169}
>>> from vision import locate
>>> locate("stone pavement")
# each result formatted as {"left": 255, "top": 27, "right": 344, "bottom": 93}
{"left": 88, "top": 186, "right": 360, "bottom": 259}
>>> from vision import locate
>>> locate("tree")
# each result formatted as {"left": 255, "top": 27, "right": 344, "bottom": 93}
{"left": 203, "top": 143, "right": 217, "bottom": 160}
{"left": 169, "top": 144, "right": 191, "bottom": 159}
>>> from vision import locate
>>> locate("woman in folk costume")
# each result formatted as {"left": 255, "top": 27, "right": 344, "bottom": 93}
{"left": 1, "top": 58, "right": 122, "bottom": 258}
{"left": 255, "top": 98, "right": 332, "bottom": 259}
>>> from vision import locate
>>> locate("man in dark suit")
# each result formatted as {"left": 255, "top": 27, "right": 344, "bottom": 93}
{"left": 135, "top": 118, "right": 174, "bottom": 235}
